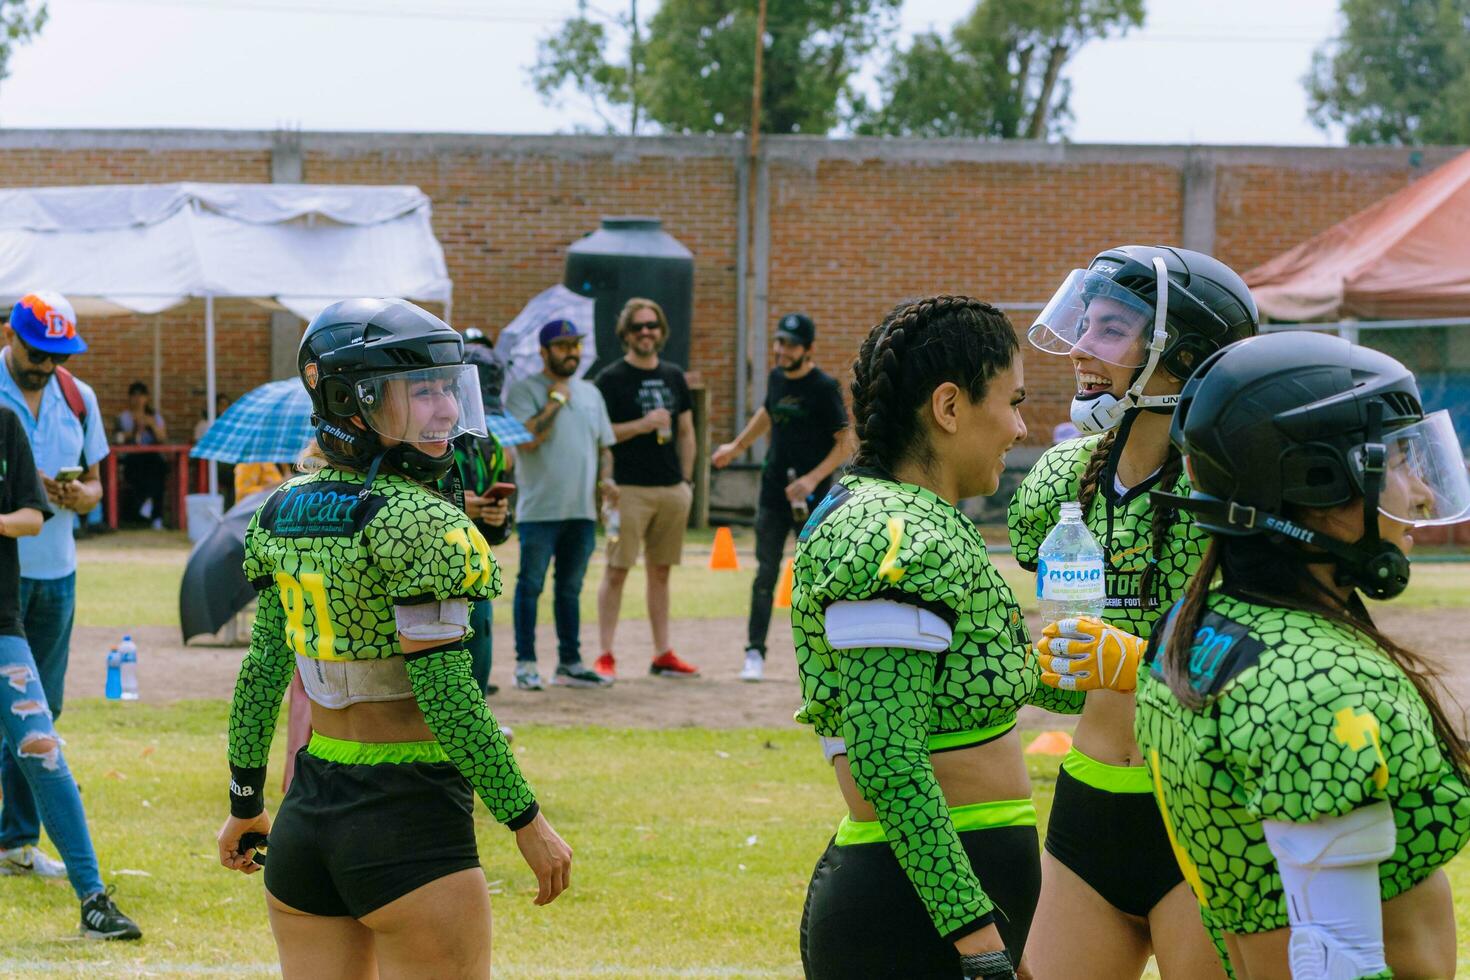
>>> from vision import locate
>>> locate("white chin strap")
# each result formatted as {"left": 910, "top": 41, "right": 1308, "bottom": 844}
{"left": 1071, "top": 256, "right": 1178, "bottom": 435}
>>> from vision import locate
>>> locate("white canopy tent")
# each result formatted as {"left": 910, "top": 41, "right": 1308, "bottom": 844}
{"left": 0, "top": 182, "right": 452, "bottom": 493}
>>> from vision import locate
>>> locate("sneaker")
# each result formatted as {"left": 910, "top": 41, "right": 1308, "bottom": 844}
{"left": 80, "top": 886, "right": 142, "bottom": 941}
{"left": 513, "top": 664, "right": 544, "bottom": 691}
{"left": 739, "top": 648, "right": 765, "bottom": 683}
{"left": 0, "top": 844, "right": 67, "bottom": 878}
{"left": 499, "top": 725, "right": 514, "bottom": 743}
{"left": 484, "top": 683, "right": 500, "bottom": 697}
{"left": 650, "top": 650, "right": 700, "bottom": 678}
{"left": 593, "top": 652, "right": 617, "bottom": 679}
{"left": 554, "top": 662, "right": 612, "bottom": 688}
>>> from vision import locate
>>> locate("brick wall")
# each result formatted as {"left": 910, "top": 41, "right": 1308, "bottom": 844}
{"left": 0, "top": 131, "right": 1457, "bottom": 446}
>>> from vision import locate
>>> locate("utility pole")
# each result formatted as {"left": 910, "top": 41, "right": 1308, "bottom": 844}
{"left": 629, "top": 0, "right": 641, "bottom": 135}
{"left": 742, "top": 0, "right": 767, "bottom": 458}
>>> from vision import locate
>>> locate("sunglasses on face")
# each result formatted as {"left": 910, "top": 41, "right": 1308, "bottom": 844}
{"left": 630, "top": 321, "right": 661, "bottom": 333}
{"left": 15, "top": 337, "right": 69, "bottom": 366}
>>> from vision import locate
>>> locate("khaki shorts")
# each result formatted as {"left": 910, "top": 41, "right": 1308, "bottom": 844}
{"left": 608, "top": 482, "right": 693, "bottom": 568}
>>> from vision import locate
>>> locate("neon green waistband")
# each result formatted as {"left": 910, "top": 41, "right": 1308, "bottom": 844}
{"left": 306, "top": 731, "right": 450, "bottom": 765}
{"left": 927, "top": 720, "right": 1016, "bottom": 753}
{"left": 834, "top": 798, "right": 1037, "bottom": 846}
{"left": 1061, "top": 746, "right": 1153, "bottom": 794}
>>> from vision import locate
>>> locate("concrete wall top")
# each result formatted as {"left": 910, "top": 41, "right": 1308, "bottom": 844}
{"left": 0, "top": 128, "right": 1460, "bottom": 173}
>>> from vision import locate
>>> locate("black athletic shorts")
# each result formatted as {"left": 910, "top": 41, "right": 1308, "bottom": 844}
{"left": 263, "top": 747, "right": 481, "bottom": 918}
{"left": 1044, "top": 765, "right": 1182, "bottom": 917}
{"left": 800, "top": 825, "right": 1041, "bottom": 980}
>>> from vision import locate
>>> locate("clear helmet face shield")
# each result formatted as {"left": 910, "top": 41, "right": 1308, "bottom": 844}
{"left": 353, "top": 364, "right": 487, "bottom": 447}
{"left": 1355, "top": 410, "right": 1470, "bottom": 527}
{"left": 1028, "top": 269, "right": 1157, "bottom": 368}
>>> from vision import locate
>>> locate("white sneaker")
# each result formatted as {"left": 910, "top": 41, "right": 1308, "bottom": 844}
{"left": 0, "top": 844, "right": 67, "bottom": 878}
{"left": 739, "top": 648, "right": 765, "bottom": 682}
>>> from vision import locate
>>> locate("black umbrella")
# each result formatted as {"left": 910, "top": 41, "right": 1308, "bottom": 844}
{"left": 179, "top": 489, "right": 274, "bottom": 644}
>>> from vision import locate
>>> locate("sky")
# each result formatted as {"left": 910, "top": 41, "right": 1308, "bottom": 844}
{"left": 0, "top": 0, "right": 1344, "bottom": 144}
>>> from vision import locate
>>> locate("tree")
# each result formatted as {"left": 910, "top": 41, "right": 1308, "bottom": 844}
{"left": 853, "top": 0, "right": 1145, "bottom": 140}
{"left": 1306, "top": 0, "right": 1470, "bottom": 145}
{"left": 530, "top": 9, "right": 638, "bottom": 134}
{"left": 0, "top": 1, "right": 46, "bottom": 89}
{"left": 531, "top": 0, "right": 901, "bottom": 136}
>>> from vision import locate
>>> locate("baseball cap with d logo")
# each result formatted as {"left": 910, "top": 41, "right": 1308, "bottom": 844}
{"left": 11, "top": 292, "right": 85, "bottom": 355}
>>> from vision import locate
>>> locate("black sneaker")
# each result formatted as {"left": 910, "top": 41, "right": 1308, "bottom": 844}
{"left": 80, "top": 885, "right": 142, "bottom": 940}
{"left": 554, "top": 662, "right": 613, "bottom": 688}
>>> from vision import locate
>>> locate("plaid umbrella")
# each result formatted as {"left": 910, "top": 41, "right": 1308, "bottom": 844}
{"left": 485, "top": 412, "right": 533, "bottom": 447}
{"left": 191, "top": 380, "right": 314, "bottom": 465}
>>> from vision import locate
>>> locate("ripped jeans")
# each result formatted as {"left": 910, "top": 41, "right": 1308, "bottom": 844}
{"left": 0, "top": 634, "right": 102, "bottom": 899}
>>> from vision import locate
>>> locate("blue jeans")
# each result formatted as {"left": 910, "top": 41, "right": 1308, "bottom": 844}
{"left": 513, "top": 520, "right": 595, "bottom": 666}
{"left": 468, "top": 599, "right": 493, "bottom": 694}
{"left": 0, "top": 573, "right": 77, "bottom": 852}
{"left": 0, "top": 634, "right": 103, "bottom": 899}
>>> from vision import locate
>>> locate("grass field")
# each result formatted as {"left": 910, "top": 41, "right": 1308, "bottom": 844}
{"left": 13, "top": 530, "right": 1470, "bottom": 977}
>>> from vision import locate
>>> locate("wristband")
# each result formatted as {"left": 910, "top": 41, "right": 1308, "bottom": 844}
{"left": 548, "top": 391, "right": 568, "bottom": 406}
{"left": 229, "top": 764, "right": 266, "bottom": 819}
{"left": 960, "top": 950, "right": 1015, "bottom": 980}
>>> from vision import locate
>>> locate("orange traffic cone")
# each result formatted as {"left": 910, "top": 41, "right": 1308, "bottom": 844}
{"left": 1024, "top": 730, "right": 1073, "bottom": 756}
{"left": 774, "top": 558, "right": 795, "bottom": 608}
{"left": 708, "top": 526, "right": 740, "bottom": 570}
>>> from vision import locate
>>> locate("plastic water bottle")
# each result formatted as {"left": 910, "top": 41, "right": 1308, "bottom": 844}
{"left": 104, "top": 646, "right": 122, "bottom": 700}
{"left": 787, "top": 468, "right": 810, "bottom": 521}
{"left": 1036, "top": 502, "right": 1106, "bottom": 625}
{"left": 602, "top": 502, "right": 621, "bottom": 545}
{"left": 118, "top": 635, "right": 139, "bottom": 701}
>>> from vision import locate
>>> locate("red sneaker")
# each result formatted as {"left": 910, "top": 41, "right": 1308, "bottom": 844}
{"left": 650, "top": 650, "right": 700, "bottom": 678}
{"left": 593, "top": 652, "right": 617, "bottom": 679}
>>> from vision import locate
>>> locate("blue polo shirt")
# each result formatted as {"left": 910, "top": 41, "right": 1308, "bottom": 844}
{"left": 0, "top": 348, "right": 109, "bottom": 580}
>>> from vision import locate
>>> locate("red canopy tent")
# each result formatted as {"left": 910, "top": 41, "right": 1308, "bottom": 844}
{"left": 1246, "top": 149, "right": 1470, "bottom": 322}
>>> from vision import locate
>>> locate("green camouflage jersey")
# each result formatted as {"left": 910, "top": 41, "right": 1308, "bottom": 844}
{"left": 1008, "top": 435, "right": 1206, "bottom": 638}
{"left": 227, "top": 464, "right": 537, "bottom": 826}
{"left": 792, "top": 475, "right": 1079, "bottom": 939}
{"left": 1135, "top": 591, "right": 1470, "bottom": 944}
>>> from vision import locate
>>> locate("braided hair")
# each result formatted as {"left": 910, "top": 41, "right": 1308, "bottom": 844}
{"left": 851, "top": 295, "right": 1019, "bottom": 476}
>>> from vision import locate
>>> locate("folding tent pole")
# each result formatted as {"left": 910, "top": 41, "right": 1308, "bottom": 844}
{"left": 205, "top": 293, "right": 217, "bottom": 497}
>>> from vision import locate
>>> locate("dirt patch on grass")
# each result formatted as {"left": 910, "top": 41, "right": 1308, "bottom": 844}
{"left": 67, "top": 606, "right": 1470, "bottom": 733}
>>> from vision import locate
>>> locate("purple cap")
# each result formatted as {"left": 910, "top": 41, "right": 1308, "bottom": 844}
{"left": 538, "top": 319, "right": 585, "bottom": 347}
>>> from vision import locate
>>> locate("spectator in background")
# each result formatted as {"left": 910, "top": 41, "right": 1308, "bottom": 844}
{"left": 0, "top": 293, "right": 110, "bottom": 879}
{"left": 193, "top": 393, "right": 234, "bottom": 510}
{"left": 505, "top": 319, "right": 616, "bottom": 691}
{"left": 712, "top": 312, "right": 850, "bottom": 682}
{"left": 0, "top": 403, "right": 140, "bottom": 939}
{"left": 114, "top": 381, "right": 168, "bottom": 528}
{"left": 592, "top": 298, "right": 699, "bottom": 680}
{"left": 449, "top": 341, "right": 516, "bottom": 696}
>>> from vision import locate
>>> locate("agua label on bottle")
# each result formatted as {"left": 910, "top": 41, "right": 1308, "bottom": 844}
{"left": 1036, "top": 558, "right": 1106, "bottom": 600}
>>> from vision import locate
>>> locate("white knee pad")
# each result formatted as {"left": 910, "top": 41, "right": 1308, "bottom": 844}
{"left": 1262, "top": 801, "right": 1396, "bottom": 980}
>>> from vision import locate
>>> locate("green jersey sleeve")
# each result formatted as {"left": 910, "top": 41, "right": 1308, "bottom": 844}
{"left": 1007, "top": 437, "right": 1095, "bottom": 571}
{"left": 226, "top": 584, "right": 295, "bottom": 777}
{"left": 405, "top": 645, "right": 538, "bottom": 828}
{"left": 1250, "top": 680, "right": 1415, "bottom": 825}
{"left": 837, "top": 643, "right": 994, "bottom": 939}
{"left": 364, "top": 494, "right": 501, "bottom": 604}
{"left": 803, "top": 499, "right": 970, "bottom": 623}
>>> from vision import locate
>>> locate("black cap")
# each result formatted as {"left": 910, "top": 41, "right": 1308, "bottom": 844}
{"left": 775, "top": 312, "right": 815, "bottom": 346}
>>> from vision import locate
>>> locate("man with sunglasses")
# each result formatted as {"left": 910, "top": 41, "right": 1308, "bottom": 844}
{"left": 0, "top": 292, "right": 109, "bottom": 879}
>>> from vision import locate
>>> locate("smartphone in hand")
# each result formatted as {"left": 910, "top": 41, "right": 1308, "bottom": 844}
{"left": 55, "top": 466, "right": 84, "bottom": 483}
{"left": 485, "top": 482, "right": 516, "bottom": 500}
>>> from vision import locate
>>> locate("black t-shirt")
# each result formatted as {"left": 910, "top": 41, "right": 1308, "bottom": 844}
{"left": 0, "top": 406, "right": 52, "bottom": 637}
{"left": 761, "top": 367, "right": 847, "bottom": 505}
{"left": 594, "top": 359, "right": 693, "bottom": 487}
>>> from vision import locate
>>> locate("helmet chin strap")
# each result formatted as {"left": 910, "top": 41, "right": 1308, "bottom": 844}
{"left": 1071, "top": 257, "right": 1178, "bottom": 435}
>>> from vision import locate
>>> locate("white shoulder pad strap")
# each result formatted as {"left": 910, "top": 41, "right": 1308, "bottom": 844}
{"left": 1262, "top": 801, "right": 1396, "bottom": 980}
{"left": 825, "top": 599, "right": 952, "bottom": 653}
{"left": 394, "top": 598, "right": 470, "bottom": 642}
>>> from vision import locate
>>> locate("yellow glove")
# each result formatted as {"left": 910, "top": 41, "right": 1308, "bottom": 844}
{"left": 1035, "top": 617, "right": 1144, "bottom": 692}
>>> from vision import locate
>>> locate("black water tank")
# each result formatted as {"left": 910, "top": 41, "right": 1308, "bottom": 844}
{"left": 564, "top": 216, "right": 694, "bottom": 378}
